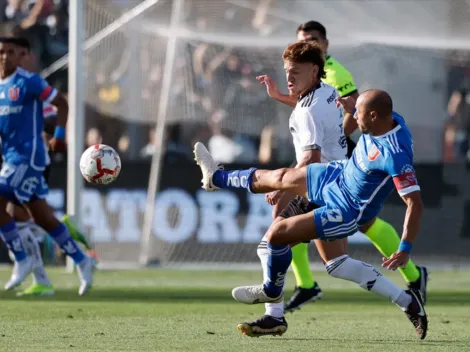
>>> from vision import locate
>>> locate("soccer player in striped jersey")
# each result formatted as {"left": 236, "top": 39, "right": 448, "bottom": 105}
{"left": 257, "top": 21, "right": 428, "bottom": 313}
{"left": 194, "top": 87, "right": 428, "bottom": 340}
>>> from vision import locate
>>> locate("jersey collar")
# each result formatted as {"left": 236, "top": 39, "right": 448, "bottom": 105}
{"left": 0, "top": 68, "right": 18, "bottom": 85}
{"left": 373, "top": 123, "right": 401, "bottom": 138}
{"left": 297, "top": 82, "right": 321, "bottom": 103}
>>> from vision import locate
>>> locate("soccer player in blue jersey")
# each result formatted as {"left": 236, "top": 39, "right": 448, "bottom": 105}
{"left": 194, "top": 89, "right": 428, "bottom": 339}
{"left": 0, "top": 37, "right": 93, "bottom": 295}
{"left": 1, "top": 37, "right": 97, "bottom": 296}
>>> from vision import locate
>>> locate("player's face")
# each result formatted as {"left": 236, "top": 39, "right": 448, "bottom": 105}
{"left": 16, "top": 47, "right": 34, "bottom": 71}
{"left": 284, "top": 60, "right": 318, "bottom": 97}
{"left": 354, "top": 96, "right": 373, "bottom": 134}
{"left": 0, "top": 42, "right": 19, "bottom": 73}
{"left": 297, "top": 30, "right": 328, "bottom": 56}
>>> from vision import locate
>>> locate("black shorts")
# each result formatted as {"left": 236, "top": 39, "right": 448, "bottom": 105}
{"left": 278, "top": 196, "right": 319, "bottom": 219}
{"left": 278, "top": 196, "right": 319, "bottom": 243}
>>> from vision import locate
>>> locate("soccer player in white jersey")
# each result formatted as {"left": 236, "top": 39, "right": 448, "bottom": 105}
{"left": 238, "top": 41, "right": 347, "bottom": 332}
{"left": 258, "top": 20, "right": 428, "bottom": 313}
{"left": 194, "top": 43, "right": 428, "bottom": 340}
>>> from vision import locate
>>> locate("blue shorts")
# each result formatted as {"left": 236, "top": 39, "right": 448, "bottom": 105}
{"left": 0, "top": 163, "right": 48, "bottom": 204}
{"left": 306, "top": 162, "right": 359, "bottom": 240}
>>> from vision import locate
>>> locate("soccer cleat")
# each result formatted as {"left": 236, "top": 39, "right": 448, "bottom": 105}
{"left": 232, "top": 284, "right": 283, "bottom": 304}
{"left": 62, "top": 215, "right": 93, "bottom": 251}
{"left": 284, "top": 283, "right": 323, "bottom": 313}
{"left": 4, "top": 257, "right": 33, "bottom": 291}
{"left": 17, "top": 283, "right": 55, "bottom": 297}
{"left": 407, "top": 266, "right": 429, "bottom": 305}
{"left": 404, "top": 289, "right": 428, "bottom": 340}
{"left": 237, "top": 315, "right": 288, "bottom": 337}
{"left": 77, "top": 256, "right": 94, "bottom": 296}
{"left": 193, "top": 142, "right": 221, "bottom": 192}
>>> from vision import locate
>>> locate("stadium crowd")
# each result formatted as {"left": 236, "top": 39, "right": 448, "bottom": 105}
{"left": 0, "top": 0, "right": 468, "bottom": 164}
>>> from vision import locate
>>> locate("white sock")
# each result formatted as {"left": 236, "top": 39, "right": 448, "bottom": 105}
{"left": 18, "top": 227, "right": 52, "bottom": 287}
{"left": 258, "top": 236, "right": 284, "bottom": 318}
{"left": 326, "top": 255, "right": 411, "bottom": 309}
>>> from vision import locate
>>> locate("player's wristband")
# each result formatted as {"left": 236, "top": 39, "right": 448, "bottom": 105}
{"left": 351, "top": 107, "right": 357, "bottom": 115}
{"left": 399, "top": 240, "right": 412, "bottom": 253}
{"left": 54, "top": 126, "right": 66, "bottom": 139}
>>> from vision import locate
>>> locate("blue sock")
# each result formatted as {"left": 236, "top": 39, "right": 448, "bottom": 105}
{"left": 212, "top": 168, "right": 257, "bottom": 192}
{"left": 263, "top": 243, "right": 292, "bottom": 298}
{"left": 0, "top": 221, "right": 27, "bottom": 261}
{"left": 49, "top": 223, "right": 85, "bottom": 264}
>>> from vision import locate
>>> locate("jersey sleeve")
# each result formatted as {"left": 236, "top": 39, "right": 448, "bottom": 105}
{"left": 384, "top": 151, "right": 420, "bottom": 197}
{"left": 27, "top": 74, "right": 58, "bottom": 103}
{"left": 335, "top": 67, "right": 357, "bottom": 97}
{"left": 296, "top": 108, "right": 324, "bottom": 152}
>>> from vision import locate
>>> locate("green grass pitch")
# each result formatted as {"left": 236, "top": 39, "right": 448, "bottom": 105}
{"left": 0, "top": 267, "right": 468, "bottom": 352}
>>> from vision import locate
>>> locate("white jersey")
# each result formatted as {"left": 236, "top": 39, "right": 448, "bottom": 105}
{"left": 289, "top": 82, "right": 347, "bottom": 163}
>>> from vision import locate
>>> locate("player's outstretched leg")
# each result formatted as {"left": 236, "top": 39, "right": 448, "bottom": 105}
{"left": 27, "top": 199, "right": 94, "bottom": 295}
{"left": 194, "top": 142, "right": 307, "bottom": 197}
{"left": 361, "top": 218, "right": 429, "bottom": 304}
{"left": 317, "top": 240, "right": 428, "bottom": 340}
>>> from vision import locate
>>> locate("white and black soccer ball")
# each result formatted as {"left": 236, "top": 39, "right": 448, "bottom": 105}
{"left": 79, "top": 144, "right": 121, "bottom": 185}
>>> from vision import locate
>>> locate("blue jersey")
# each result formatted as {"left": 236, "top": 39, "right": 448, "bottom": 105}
{"left": 0, "top": 67, "right": 57, "bottom": 170}
{"left": 336, "top": 112, "right": 420, "bottom": 224}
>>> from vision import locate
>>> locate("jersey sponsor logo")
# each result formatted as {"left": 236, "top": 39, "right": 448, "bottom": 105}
{"left": 393, "top": 172, "right": 418, "bottom": 191}
{"left": 0, "top": 105, "right": 23, "bottom": 115}
{"left": 326, "top": 90, "right": 337, "bottom": 104}
{"left": 368, "top": 144, "right": 381, "bottom": 161}
{"left": 337, "top": 82, "right": 354, "bottom": 93}
{"left": 8, "top": 87, "right": 19, "bottom": 101}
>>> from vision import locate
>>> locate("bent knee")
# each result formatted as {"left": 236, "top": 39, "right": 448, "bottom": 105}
{"left": 265, "top": 221, "right": 288, "bottom": 245}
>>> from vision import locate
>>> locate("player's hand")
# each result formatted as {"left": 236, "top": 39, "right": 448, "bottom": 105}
{"left": 49, "top": 138, "right": 67, "bottom": 153}
{"left": 265, "top": 190, "right": 283, "bottom": 205}
{"left": 382, "top": 251, "right": 410, "bottom": 271}
{"left": 336, "top": 96, "right": 356, "bottom": 114}
{"left": 256, "top": 75, "right": 281, "bottom": 99}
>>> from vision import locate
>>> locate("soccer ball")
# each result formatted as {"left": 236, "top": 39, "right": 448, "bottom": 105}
{"left": 80, "top": 144, "right": 121, "bottom": 185}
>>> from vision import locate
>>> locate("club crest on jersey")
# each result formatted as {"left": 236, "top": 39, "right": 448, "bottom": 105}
{"left": 368, "top": 144, "right": 381, "bottom": 161}
{"left": 8, "top": 87, "right": 19, "bottom": 101}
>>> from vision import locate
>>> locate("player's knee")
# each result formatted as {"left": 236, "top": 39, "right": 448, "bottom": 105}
{"left": 265, "top": 221, "right": 288, "bottom": 246}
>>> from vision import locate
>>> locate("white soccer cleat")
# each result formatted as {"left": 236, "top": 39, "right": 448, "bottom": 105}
{"left": 232, "top": 284, "right": 283, "bottom": 304}
{"left": 77, "top": 256, "right": 94, "bottom": 296}
{"left": 193, "top": 142, "right": 221, "bottom": 192}
{"left": 4, "top": 256, "right": 33, "bottom": 291}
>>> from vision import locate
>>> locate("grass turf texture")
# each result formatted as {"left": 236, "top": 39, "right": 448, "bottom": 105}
{"left": 0, "top": 268, "right": 468, "bottom": 352}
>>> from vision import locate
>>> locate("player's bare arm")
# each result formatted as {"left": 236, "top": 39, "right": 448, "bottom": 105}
{"left": 382, "top": 191, "right": 423, "bottom": 271}
{"left": 256, "top": 74, "right": 297, "bottom": 107}
{"left": 48, "top": 93, "right": 68, "bottom": 152}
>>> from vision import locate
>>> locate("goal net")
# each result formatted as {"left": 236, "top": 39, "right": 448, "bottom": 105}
{"left": 43, "top": 0, "right": 470, "bottom": 267}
